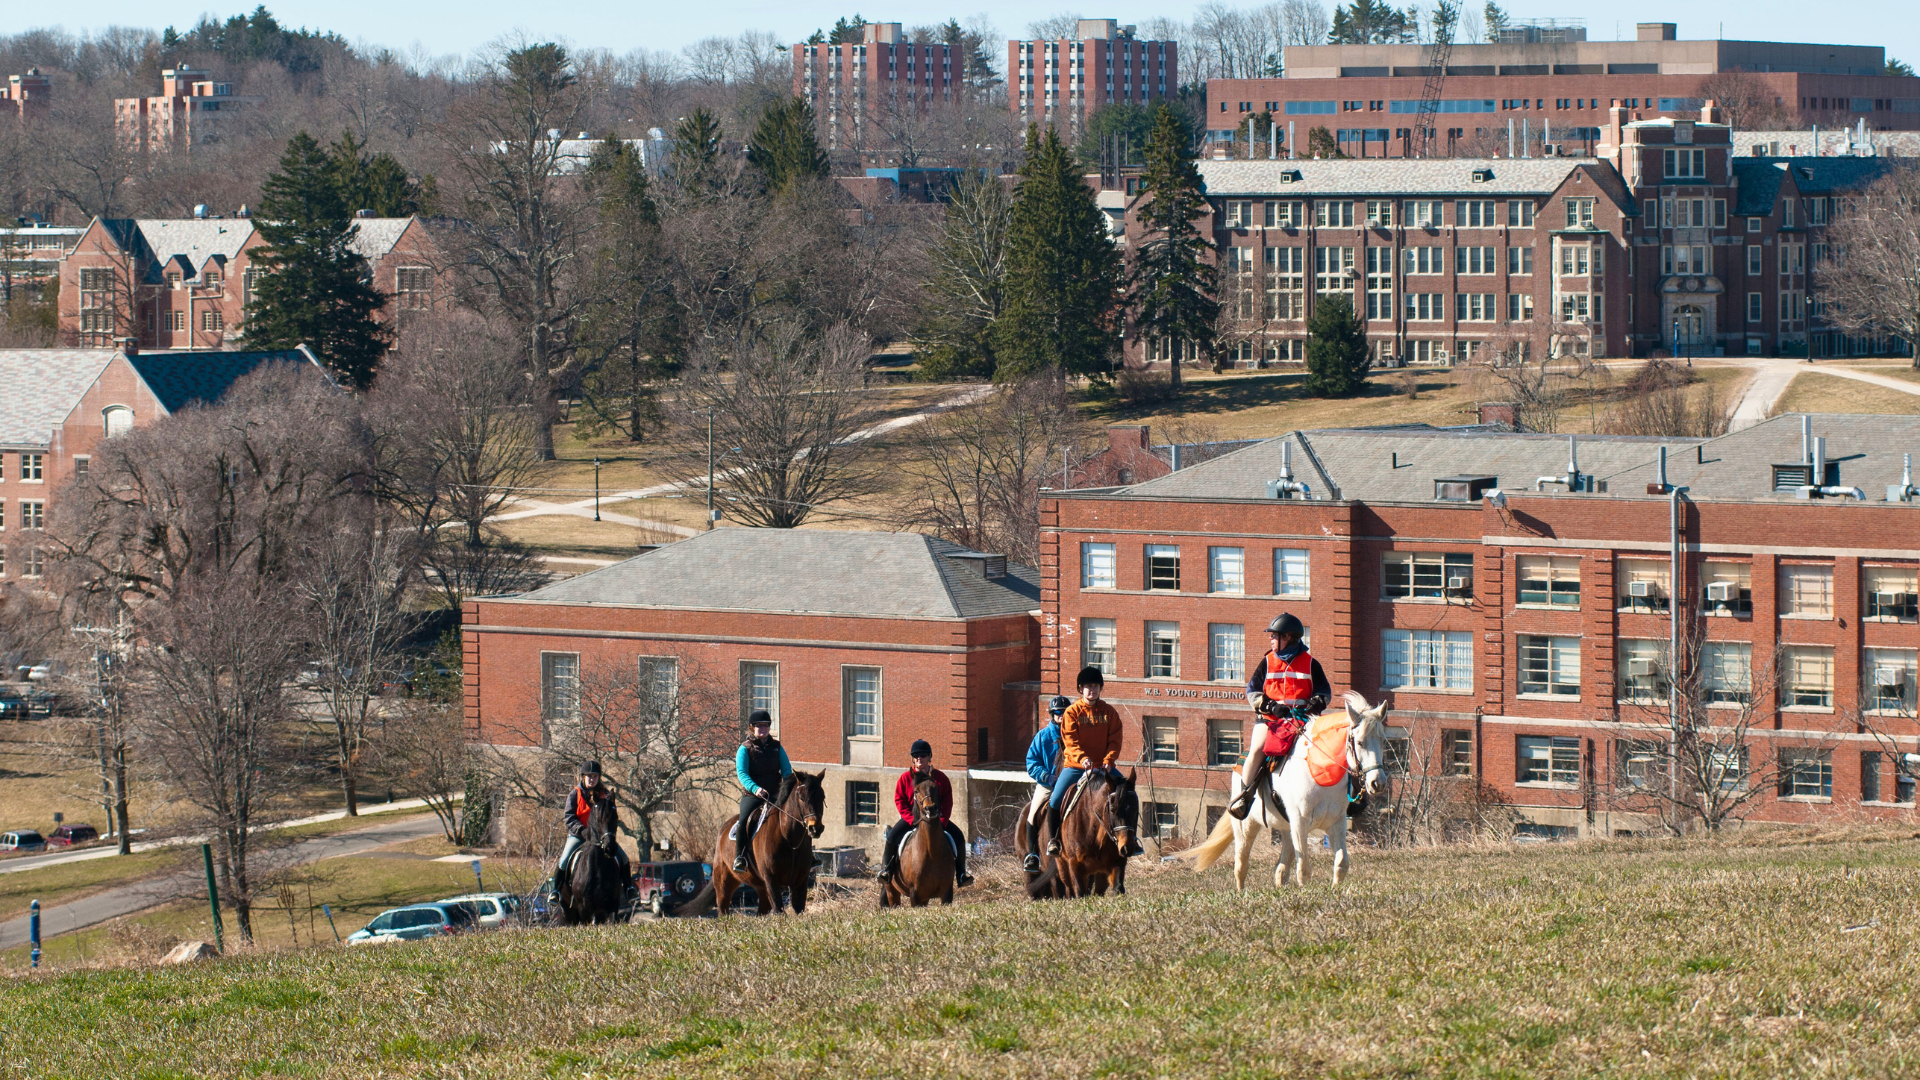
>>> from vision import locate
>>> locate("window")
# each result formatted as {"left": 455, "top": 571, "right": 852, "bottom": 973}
{"left": 1618, "top": 739, "right": 1665, "bottom": 789}
{"left": 743, "top": 661, "right": 779, "bottom": 725}
{"left": 1617, "top": 558, "right": 1671, "bottom": 612}
{"left": 163, "top": 310, "right": 187, "bottom": 332}
{"left": 1209, "top": 624, "right": 1245, "bottom": 682}
{"left": 1778, "top": 563, "right": 1834, "bottom": 617}
{"left": 1518, "top": 635, "right": 1581, "bottom": 697}
{"left": 1405, "top": 201, "right": 1441, "bottom": 227}
{"left": 1516, "top": 555, "right": 1580, "bottom": 607}
{"left": 1274, "top": 548, "right": 1310, "bottom": 596}
{"left": 1517, "top": 736, "right": 1580, "bottom": 785}
{"left": 19, "top": 501, "right": 43, "bottom": 530}
{"left": 1208, "top": 719, "right": 1244, "bottom": 766}
{"left": 1663, "top": 148, "right": 1706, "bottom": 179}
{"left": 1616, "top": 639, "right": 1666, "bottom": 702}
{"left": 1364, "top": 247, "right": 1394, "bottom": 319}
{"left": 1146, "top": 544, "right": 1180, "bottom": 590}
{"left": 1863, "top": 648, "right": 1917, "bottom": 714}
{"left": 1456, "top": 293, "right": 1496, "bottom": 321}
{"left": 1778, "top": 749, "right": 1833, "bottom": 799}
{"left": 72, "top": 457, "right": 88, "bottom": 480}
{"left": 1747, "top": 217, "right": 1762, "bottom": 233}
{"left": 847, "top": 781, "right": 880, "bottom": 825}
{"left": 639, "top": 656, "right": 679, "bottom": 717}
{"left": 1314, "top": 246, "right": 1354, "bottom": 293}
{"left": 201, "top": 309, "right": 223, "bottom": 332}
{"left": 1145, "top": 716, "right": 1180, "bottom": 763}
{"left": 1864, "top": 565, "right": 1919, "bottom": 621}
{"left": 1382, "top": 738, "right": 1411, "bottom": 778}
{"left": 20, "top": 454, "right": 43, "bottom": 481}
{"left": 1145, "top": 802, "right": 1179, "bottom": 838}
{"left": 1403, "top": 246, "right": 1442, "bottom": 275}
{"left": 1146, "top": 621, "right": 1181, "bottom": 678}
{"left": 1382, "top": 629, "right": 1473, "bottom": 691}
{"left": 1559, "top": 245, "right": 1590, "bottom": 276}
{"left": 102, "top": 406, "right": 133, "bottom": 438}
{"left": 1456, "top": 246, "right": 1496, "bottom": 274}
{"left": 1864, "top": 752, "right": 1918, "bottom": 804}
{"left": 1081, "top": 542, "right": 1116, "bottom": 589}
{"left": 1457, "top": 200, "right": 1495, "bottom": 227}
{"left": 1442, "top": 729, "right": 1473, "bottom": 776}
{"left": 1508, "top": 246, "right": 1534, "bottom": 274}
{"left": 1507, "top": 294, "right": 1534, "bottom": 322}
{"left": 843, "top": 666, "right": 880, "bottom": 737}
{"left": 1508, "top": 200, "right": 1535, "bottom": 227}
{"left": 540, "top": 652, "right": 581, "bottom": 728}
{"left": 1382, "top": 551, "right": 1474, "bottom": 600}
{"left": 1265, "top": 201, "right": 1304, "bottom": 227}
{"left": 1783, "top": 646, "right": 1835, "bottom": 708}
{"left": 1223, "top": 200, "right": 1255, "bottom": 227}
{"left": 1314, "top": 201, "right": 1353, "bottom": 228}
{"left": 1563, "top": 198, "right": 1595, "bottom": 227}
{"left": 1081, "top": 618, "right": 1117, "bottom": 675}
{"left": 1364, "top": 200, "right": 1393, "bottom": 226}
{"left": 1702, "top": 642, "right": 1752, "bottom": 704}
{"left": 1699, "top": 561, "right": 1753, "bottom": 614}
{"left": 1746, "top": 246, "right": 1763, "bottom": 276}
{"left": 1405, "top": 293, "right": 1444, "bottom": 321}
{"left": 1747, "top": 292, "right": 1763, "bottom": 322}
{"left": 1265, "top": 245, "right": 1306, "bottom": 318}
{"left": 1208, "top": 547, "right": 1244, "bottom": 593}
{"left": 1780, "top": 243, "right": 1804, "bottom": 276}
{"left": 1560, "top": 293, "right": 1591, "bottom": 322}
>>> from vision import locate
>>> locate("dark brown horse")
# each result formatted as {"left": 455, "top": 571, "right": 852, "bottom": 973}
{"left": 558, "top": 795, "right": 626, "bottom": 925}
{"left": 1026, "top": 769, "right": 1139, "bottom": 900}
{"left": 880, "top": 779, "right": 955, "bottom": 908}
{"left": 680, "top": 771, "right": 825, "bottom": 916}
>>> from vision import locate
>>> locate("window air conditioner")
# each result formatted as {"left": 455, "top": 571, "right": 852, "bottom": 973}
{"left": 1875, "top": 590, "right": 1910, "bottom": 610}
{"left": 1627, "top": 657, "right": 1657, "bottom": 677}
{"left": 1874, "top": 667, "right": 1907, "bottom": 689}
{"left": 1627, "top": 580, "right": 1654, "bottom": 598}
{"left": 1447, "top": 575, "right": 1471, "bottom": 592}
{"left": 1705, "top": 581, "right": 1736, "bottom": 603}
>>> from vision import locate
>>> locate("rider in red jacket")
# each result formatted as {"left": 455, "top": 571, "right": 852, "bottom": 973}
{"left": 875, "top": 739, "right": 972, "bottom": 887}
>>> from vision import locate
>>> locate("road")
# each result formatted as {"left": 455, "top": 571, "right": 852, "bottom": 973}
{"left": 0, "top": 812, "right": 445, "bottom": 949}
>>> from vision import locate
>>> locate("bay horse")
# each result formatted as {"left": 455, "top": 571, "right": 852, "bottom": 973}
{"left": 880, "top": 778, "right": 955, "bottom": 907}
{"left": 680, "top": 771, "right": 825, "bottom": 917}
{"left": 1188, "top": 691, "right": 1393, "bottom": 890}
{"left": 558, "top": 795, "right": 626, "bottom": 925}
{"left": 1025, "top": 768, "right": 1139, "bottom": 900}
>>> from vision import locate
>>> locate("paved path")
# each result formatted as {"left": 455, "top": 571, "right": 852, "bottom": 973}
{"left": 0, "top": 813, "right": 444, "bottom": 949}
{"left": 1725, "top": 361, "right": 1920, "bottom": 431}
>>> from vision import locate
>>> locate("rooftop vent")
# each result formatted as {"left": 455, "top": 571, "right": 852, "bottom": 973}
{"left": 1434, "top": 475, "right": 1498, "bottom": 501}
{"left": 945, "top": 552, "right": 1008, "bottom": 579}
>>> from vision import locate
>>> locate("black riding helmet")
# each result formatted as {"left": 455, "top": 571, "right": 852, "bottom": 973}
{"left": 1048, "top": 695, "right": 1071, "bottom": 715}
{"left": 580, "top": 760, "right": 602, "bottom": 776}
{"left": 1076, "top": 665, "right": 1105, "bottom": 689}
{"left": 1267, "top": 612, "right": 1304, "bottom": 640}
{"left": 910, "top": 738, "right": 933, "bottom": 758}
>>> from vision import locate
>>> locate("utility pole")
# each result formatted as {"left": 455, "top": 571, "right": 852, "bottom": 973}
{"left": 706, "top": 407, "right": 716, "bottom": 529}
{"left": 592, "top": 458, "right": 601, "bottom": 521}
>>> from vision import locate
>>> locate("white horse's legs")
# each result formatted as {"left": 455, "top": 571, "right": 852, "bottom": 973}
{"left": 1289, "top": 819, "right": 1311, "bottom": 886}
{"left": 1230, "top": 816, "right": 1260, "bottom": 892}
{"left": 1330, "top": 819, "right": 1350, "bottom": 885}
{"left": 1271, "top": 819, "right": 1293, "bottom": 886}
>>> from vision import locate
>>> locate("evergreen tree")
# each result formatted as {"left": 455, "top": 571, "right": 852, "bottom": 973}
{"left": 575, "top": 138, "right": 677, "bottom": 443}
{"left": 1128, "top": 104, "right": 1218, "bottom": 392}
{"left": 326, "top": 133, "right": 437, "bottom": 217}
{"left": 1306, "top": 125, "right": 1346, "bottom": 158}
{"left": 993, "top": 125, "right": 1123, "bottom": 381}
{"left": 1304, "top": 294, "right": 1371, "bottom": 397}
{"left": 670, "top": 109, "right": 724, "bottom": 196}
{"left": 747, "top": 97, "right": 830, "bottom": 196}
{"left": 246, "top": 132, "right": 391, "bottom": 388}
{"left": 830, "top": 15, "right": 869, "bottom": 44}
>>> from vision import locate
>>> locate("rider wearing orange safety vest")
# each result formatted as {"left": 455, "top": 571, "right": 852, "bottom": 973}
{"left": 1227, "top": 613, "right": 1331, "bottom": 820}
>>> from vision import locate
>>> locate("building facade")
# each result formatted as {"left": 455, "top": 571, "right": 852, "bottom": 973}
{"left": 114, "top": 65, "right": 266, "bottom": 153}
{"left": 793, "top": 22, "right": 961, "bottom": 152}
{"left": 0, "top": 221, "right": 82, "bottom": 302}
{"left": 1010, "top": 19, "right": 1178, "bottom": 132}
{"left": 1, "top": 69, "right": 51, "bottom": 120}
{"left": 1041, "top": 416, "right": 1920, "bottom": 840}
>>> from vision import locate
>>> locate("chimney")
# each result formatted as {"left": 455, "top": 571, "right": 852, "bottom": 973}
{"left": 1637, "top": 22, "right": 1677, "bottom": 41}
{"left": 1109, "top": 424, "right": 1150, "bottom": 452}
{"left": 1700, "top": 99, "right": 1723, "bottom": 125}
{"left": 1477, "top": 401, "right": 1518, "bottom": 429}
{"left": 355, "top": 209, "right": 375, "bottom": 218}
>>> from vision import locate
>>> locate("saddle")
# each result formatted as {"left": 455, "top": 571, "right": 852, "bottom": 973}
{"left": 1060, "top": 769, "right": 1098, "bottom": 818}
{"left": 727, "top": 804, "right": 770, "bottom": 843}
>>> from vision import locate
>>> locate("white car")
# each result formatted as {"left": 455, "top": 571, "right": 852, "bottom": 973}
{"left": 436, "top": 892, "right": 521, "bottom": 928}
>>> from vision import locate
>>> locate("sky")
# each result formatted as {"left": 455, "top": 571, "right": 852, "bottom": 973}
{"left": 5, "top": 1, "right": 1917, "bottom": 71}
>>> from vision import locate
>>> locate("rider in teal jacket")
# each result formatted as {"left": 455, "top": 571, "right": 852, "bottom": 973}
{"left": 732, "top": 711, "right": 792, "bottom": 872}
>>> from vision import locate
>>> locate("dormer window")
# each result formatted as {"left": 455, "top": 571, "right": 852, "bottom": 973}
{"left": 166, "top": 270, "right": 181, "bottom": 285}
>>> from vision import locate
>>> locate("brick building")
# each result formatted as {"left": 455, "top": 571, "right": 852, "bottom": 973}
{"left": 793, "top": 22, "right": 962, "bottom": 153}
{"left": 1041, "top": 415, "right": 1920, "bottom": 839}
{"left": 462, "top": 530, "right": 1043, "bottom": 855}
{"left": 1207, "top": 23, "right": 1920, "bottom": 157}
{"left": 114, "top": 65, "right": 266, "bottom": 153}
{"left": 58, "top": 214, "right": 446, "bottom": 349}
{"left": 1068, "top": 424, "right": 1261, "bottom": 488}
{"left": 0, "top": 222, "right": 82, "bottom": 302}
{"left": 1, "top": 69, "right": 51, "bottom": 120}
{"left": 1010, "top": 18, "right": 1178, "bottom": 132}
{"left": 0, "top": 347, "right": 318, "bottom": 581}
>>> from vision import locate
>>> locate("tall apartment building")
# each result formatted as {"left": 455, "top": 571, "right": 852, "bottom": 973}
{"left": 114, "top": 65, "right": 266, "bottom": 153}
{"left": 793, "top": 22, "right": 960, "bottom": 152}
{"left": 1207, "top": 23, "right": 1920, "bottom": 157}
{"left": 1, "top": 69, "right": 51, "bottom": 120}
{"left": 1010, "top": 19, "right": 1178, "bottom": 131}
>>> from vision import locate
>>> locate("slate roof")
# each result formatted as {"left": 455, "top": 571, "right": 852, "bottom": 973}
{"left": 119, "top": 219, "right": 256, "bottom": 284}
{"left": 516, "top": 530, "right": 1041, "bottom": 618}
{"left": 347, "top": 217, "right": 413, "bottom": 259}
{"left": 0, "top": 349, "right": 116, "bottom": 447}
{"left": 1198, "top": 158, "right": 1590, "bottom": 197}
{"left": 1606, "top": 413, "right": 1920, "bottom": 501}
{"left": 127, "top": 348, "right": 318, "bottom": 413}
{"left": 1729, "top": 157, "right": 1896, "bottom": 216}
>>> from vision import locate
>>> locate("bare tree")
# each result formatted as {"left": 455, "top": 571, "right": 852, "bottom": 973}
{"left": 1027, "top": 14, "right": 1088, "bottom": 40}
{"left": 1602, "top": 358, "right": 1731, "bottom": 438}
{"left": 912, "top": 168, "right": 1011, "bottom": 379}
{"left": 1697, "top": 69, "right": 1793, "bottom": 132}
{"left": 1468, "top": 351, "right": 1598, "bottom": 434}
{"left": 1818, "top": 164, "right": 1920, "bottom": 369}
{"left": 383, "top": 694, "right": 471, "bottom": 843}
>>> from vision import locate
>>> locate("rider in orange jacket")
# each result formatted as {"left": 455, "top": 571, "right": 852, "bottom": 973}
{"left": 1227, "top": 613, "right": 1331, "bottom": 820}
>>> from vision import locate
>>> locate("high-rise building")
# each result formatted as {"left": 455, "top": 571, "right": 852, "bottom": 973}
{"left": 1009, "top": 19, "right": 1178, "bottom": 132}
{"left": 1, "top": 68, "right": 52, "bottom": 120}
{"left": 793, "top": 22, "right": 961, "bottom": 152}
{"left": 114, "top": 65, "right": 266, "bottom": 153}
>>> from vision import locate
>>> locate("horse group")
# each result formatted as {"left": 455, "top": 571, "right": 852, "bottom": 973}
{"left": 557, "top": 691, "right": 1398, "bottom": 925}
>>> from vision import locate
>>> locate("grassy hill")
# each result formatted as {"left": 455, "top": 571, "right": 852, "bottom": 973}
{"left": 7, "top": 831, "right": 1920, "bottom": 1078}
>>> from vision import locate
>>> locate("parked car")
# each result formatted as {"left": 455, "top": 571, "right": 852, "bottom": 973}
{"left": 46, "top": 824, "right": 98, "bottom": 847}
{"left": 635, "top": 860, "right": 710, "bottom": 917}
{"left": 437, "top": 892, "right": 521, "bottom": 928}
{"left": 1, "top": 830, "right": 46, "bottom": 853}
{"left": 0, "top": 686, "right": 53, "bottom": 720}
{"left": 345, "top": 902, "right": 477, "bottom": 945}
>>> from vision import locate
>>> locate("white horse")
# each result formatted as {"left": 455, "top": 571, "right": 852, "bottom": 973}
{"left": 1188, "top": 691, "right": 1397, "bottom": 889}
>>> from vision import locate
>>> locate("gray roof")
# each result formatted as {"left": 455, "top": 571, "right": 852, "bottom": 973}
{"left": 1607, "top": 413, "right": 1920, "bottom": 501}
{"left": 1729, "top": 157, "right": 1896, "bottom": 216}
{"left": 347, "top": 217, "right": 413, "bottom": 259}
{"left": 127, "top": 349, "right": 317, "bottom": 413}
{"left": 0, "top": 349, "right": 116, "bottom": 447}
{"left": 1198, "top": 158, "right": 1589, "bottom": 197}
{"left": 517, "top": 530, "right": 1041, "bottom": 619}
{"left": 116, "top": 219, "right": 256, "bottom": 283}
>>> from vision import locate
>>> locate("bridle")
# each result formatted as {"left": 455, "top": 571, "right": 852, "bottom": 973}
{"left": 766, "top": 777, "right": 825, "bottom": 839}
{"left": 1346, "top": 714, "right": 1385, "bottom": 796}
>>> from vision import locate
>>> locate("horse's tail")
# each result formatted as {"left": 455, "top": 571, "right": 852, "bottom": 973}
{"left": 1024, "top": 863, "right": 1061, "bottom": 901}
{"left": 672, "top": 880, "right": 717, "bottom": 918}
{"left": 1186, "top": 807, "right": 1238, "bottom": 871}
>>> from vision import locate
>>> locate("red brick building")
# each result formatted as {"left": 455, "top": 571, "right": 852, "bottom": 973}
{"left": 114, "top": 65, "right": 266, "bottom": 153}
{"left": 793, "top": 22, "right": 962, "bottom": 153}
{"left": 463, "top": 530, "right": 1042, "bottom": 853}
{"left": 1042, "top": 415, "right": 1920, "bottom": 839}
{"left": 1, "top": 69, "right": 51, "bottom": 120}
{"left": 1010, "top": 19, "right": 1178, "bottom": 133}
{"left": 1068, "top": 425, "right": 1261, "bottom": 488}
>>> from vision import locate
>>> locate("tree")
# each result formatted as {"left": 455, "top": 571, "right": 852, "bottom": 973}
{"left": 1888, "top": 58, "right": 1915, "bottom": 78}
{"left": 1077, "top": 101, "right": 1157, "bottom": 169}
{"left": 246, "top": 132, "right": 392, "bottom": 388}
{"left": 1697, "top": 69, "right": 1791, "bottom": 131}
{"left": 1129, "top": 104, "right": 1219, "bottom": 393}
{"left": 669, "top": 108, "right": 726, "bottom": 197}
{"left": 747, "top": 97, "right": 830, "bottom": 196}
{"left": 914, "top": 169, "right": 1012, "bottom": 380}
{"left": 1329, "top": 0, "right": 1415, "bottom": 44}
{"left": 575, "top": 138, "right": 677, "bottom": 444}
{"left": 325, "top": 131, "right": 436, "bottom": 217}
{"left": 1816, "top": 164, "right": 1920, "bottom": 369}
{"left": 1304, "top": 294, "right": 1370, "bottom": 396}
{"left": 994, "top": 125, "right": 1123, "bottom": 380}
{"left": 1306, "top": 125, "right": 1345, "bottom": 159}
{"left": 1482, "top": 1, "right": 1509, "bottom": 39}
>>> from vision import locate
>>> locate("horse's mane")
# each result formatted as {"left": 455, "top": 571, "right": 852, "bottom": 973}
{"left": 774, "top": 773, "right": 799, "bottom": 805}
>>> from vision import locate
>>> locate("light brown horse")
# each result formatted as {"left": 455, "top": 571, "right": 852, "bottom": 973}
{"left": 679, "top": 771, "right": 825, "bottom": 917}
{"left": 1026, "top": 769, "right": 1139, "bottom": 900}
{"left": 880, "top": 779, "right": 955, "bottom": 907}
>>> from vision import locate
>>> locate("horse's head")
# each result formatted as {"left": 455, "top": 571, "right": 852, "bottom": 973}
{"left": 588, "top": 791, "right": 617, "bottom": 848}
{"left": 912, "top": 778, "right": 942, "bottom": 823}
{"left": 1098, "top": 769, "right": 1139, "bottom": 845}
{"left": 1343, "top": 691, "right": 1391, "bottom": 798}
{"left": 786, "top": 770, "right": 826, "bottom": 840}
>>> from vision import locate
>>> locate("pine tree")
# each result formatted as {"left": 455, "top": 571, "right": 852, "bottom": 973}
{"left": 1128, "top": 104, "right": 1218, "bottom": 392}
{"left": 246, "top": 131, "right": 391, "bottom": 388}
{"left": 575, "top": 138, "right": 677, "bottom": 443}
{"left": 670, "top": 109, "right": 724, "bottom": 196}
{"left": 326, "top": 132, "right": 436, "bottom": 217}
{"left": 747, "top": 97, "right": 830, "bottom": 196}
{"left": 993, "top": 125, "right": 1123, "bottom": 381}
{"left": 1304, "top": 294, "right": 1371, "bottom": 397}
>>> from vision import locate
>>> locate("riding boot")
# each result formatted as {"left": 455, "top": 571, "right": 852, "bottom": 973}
{"left": 732, "top": 819, "right": 753, "bottom": 873}
{"left": 1023, "top": 813, "right": 1042, "bottom": 872}
{"left": 1228, "top": 760, "right": 1267, "bottom": 820}
{"left": 1045, "top": 805, "right": 1063, "bottom": 855}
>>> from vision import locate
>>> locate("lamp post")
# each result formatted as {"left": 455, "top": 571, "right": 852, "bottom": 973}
{"left": 592, "top": 458, "right": 601, "bottom": 522}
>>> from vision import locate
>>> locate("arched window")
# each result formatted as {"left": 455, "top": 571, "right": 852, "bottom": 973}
{"left": 102, "top": 406, "right": 133, "bottom": 438}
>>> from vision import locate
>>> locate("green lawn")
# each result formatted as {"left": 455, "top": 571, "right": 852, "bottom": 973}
{"left": 7, "top": 832, "right": 1920, "bottom": 1077}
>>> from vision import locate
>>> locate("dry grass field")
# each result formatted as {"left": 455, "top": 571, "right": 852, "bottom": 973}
{"left": 6, "top": 830, "right": 1919, "bottom": 1078}
{"left": 1772, "top": 374, "right": 1920, "bottom": 416}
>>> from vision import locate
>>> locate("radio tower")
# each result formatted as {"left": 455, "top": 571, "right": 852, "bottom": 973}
{"left": 1412, "top": 0, "right": 1459, "bottom": 159}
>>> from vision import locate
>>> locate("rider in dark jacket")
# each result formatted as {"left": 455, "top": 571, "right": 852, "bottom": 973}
{"left": 732, "top": 711, "right": 792, "bottom": 873}
{"left": 555, "top": 761, "right": 632, "bottom": 890}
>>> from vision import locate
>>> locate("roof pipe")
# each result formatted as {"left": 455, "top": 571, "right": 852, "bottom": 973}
{"left": 1889, "top": 453, "right": 1919, "bottom": 502}
{"left": 1656, "top": 445, "right": 1669, "bottom": 493}
{"left": 1797, "top": 434, "right": 1865, "bottom": 499}
{"left": 1267, "top": 440, "right": 1312, "bottom": 499}
{"left": 1802, "top": 414, "right": 1813, "bottom": 464}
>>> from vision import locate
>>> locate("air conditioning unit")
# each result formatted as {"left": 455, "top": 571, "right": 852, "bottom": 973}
{"left": 1627, "top": 580, "right": 1655, "bottom": 598}
{"left": 1705, "top": 581, "right": 1737, "bottom": 603}
{"left": 1447, "top": 575, "right": 1472, "bottom": 592}
{"left": 1875, "top": 590, "right": 1911, "bottom": 611}
{"left": 1874, "top": 667, "right": 1907, "bottom": 689}
{"left": 1627, "top": 657, "right": 1657, "bottom": 677}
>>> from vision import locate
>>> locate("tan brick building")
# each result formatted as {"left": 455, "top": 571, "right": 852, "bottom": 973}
{"left": 114, "top": 65, "right": 265, "bottom": 153}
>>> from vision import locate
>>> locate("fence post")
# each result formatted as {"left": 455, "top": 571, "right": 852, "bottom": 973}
{"left": 200, "top": 843, "right": 224, "bottom": 953}
{"left": 29, "top": 899, "right": 39, "bottom": 969}
{"left": 470, "top": 859, "right": 484, "bottom": 893}
{"left": 321, "top": 903, "right": 340, "bottom": 944}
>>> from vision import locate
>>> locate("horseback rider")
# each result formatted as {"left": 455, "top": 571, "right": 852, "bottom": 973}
{"left": 1226, "top": 613, "right": 1332, "bottom": 820}
{"left": 555, "top": 761, "right": 633, "bottom": 892}
{"left": 1046, "top": 666, "right": 1143, "bottom": 858}
{"left": 732, "top": 710, "right": 793, "bottom": 873}
{"left": 1022, "top": 695, "right": 1070, "bottom": 872}
{"left": 875, "top": 739, "right": 973, "bottom": 887}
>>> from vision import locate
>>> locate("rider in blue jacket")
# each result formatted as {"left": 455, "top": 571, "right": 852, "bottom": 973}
{"left": 1021, "top": 695, "right": 1070, "bottom": 872}
{"left": 732, "top": 711, "right": 792, "bottom": 873}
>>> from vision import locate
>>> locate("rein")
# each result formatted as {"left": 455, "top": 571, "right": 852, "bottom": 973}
{"left": 1346, "top": 720, "right": 1384, "bottom": 801}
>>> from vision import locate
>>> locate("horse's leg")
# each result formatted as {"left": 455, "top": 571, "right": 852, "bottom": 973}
{"left": 1330, "top": 816, "right": 1351, "bottom": 886}
{"left": 1231, "top": 816, "right": 1258, "bottom": 893}
{"left": 714, "top": 867, "right": 737, "bottom": 916}
{"left": 1289, "top": 815, "right": 1311, "bottom": 887}
{"left": 1272, "top": 822, "right": 1293, "bottom": 887}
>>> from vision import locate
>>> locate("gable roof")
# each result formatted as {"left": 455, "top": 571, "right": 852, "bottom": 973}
{"left": 347, "top": 216, "right": 415, "bottom": 260}
{"left": 515, "top": 529, "right": 1041, "bottom": 619}
{"left": 0, "top": 349, "right": 117, "bottom": 447}
{"left": 126, "top": 348, "right": 319, "bottom": 414}
{"left": 1197, "top": 158, "right": 1594, "bottom": 197}
{"left": 1730, "top": 157, "right": 1896, "bottom": 215}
